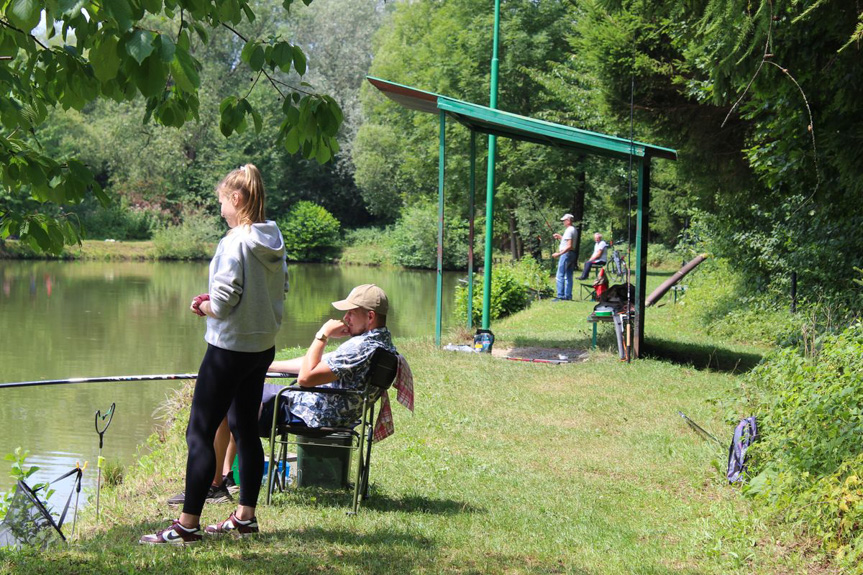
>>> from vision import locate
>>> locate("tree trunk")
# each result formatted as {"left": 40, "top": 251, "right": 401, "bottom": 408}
{"left": 508, "top": 212, "right": 519, "bottom": 261}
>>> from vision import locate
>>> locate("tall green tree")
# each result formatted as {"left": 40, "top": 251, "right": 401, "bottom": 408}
{"left": 571, "top": 0, "right": 863, "bottom": 297}
{"left": 354, "top": 0, "right": 577, "bottom": 247}
{"left": 0, "top": 0, "right": 342, "bottom": 253}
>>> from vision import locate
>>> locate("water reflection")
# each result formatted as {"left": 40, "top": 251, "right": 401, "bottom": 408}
{"left": 0, "top": 260, "right": 459, "bottom": 506}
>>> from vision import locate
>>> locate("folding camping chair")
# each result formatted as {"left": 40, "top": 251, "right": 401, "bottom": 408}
{"left": 265, "top": 347, "right": 399, "bottom": 514}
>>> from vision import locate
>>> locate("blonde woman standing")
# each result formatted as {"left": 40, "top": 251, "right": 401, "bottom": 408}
{"left": 141, "top": 164, "right": 289, "bottom": 544}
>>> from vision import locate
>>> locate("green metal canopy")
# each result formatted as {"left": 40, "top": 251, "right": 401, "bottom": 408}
{"left": 367, "top": 76, "right": 677, "bottom": 358}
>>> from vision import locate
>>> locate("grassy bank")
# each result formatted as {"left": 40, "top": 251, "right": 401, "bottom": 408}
{"left": 0, "top": 273, "right": 830, "bottom": 574}
{"left": 0, "top": 239, "right": 161, "bottom": 260}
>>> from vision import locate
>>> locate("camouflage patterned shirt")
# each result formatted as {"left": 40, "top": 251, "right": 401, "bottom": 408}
{"left": 290, "top": 328, "right": 396, "bottom": 427}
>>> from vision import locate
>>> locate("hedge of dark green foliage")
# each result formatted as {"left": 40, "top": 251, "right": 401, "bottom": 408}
{"left": 454, "top": 257, "right": 552, "bottom": 325}
{"left": 279, "top": 201, "right": 341, "bottom": 262}
{"left": 745, "top": 320, "right": 863, "bottom": 567}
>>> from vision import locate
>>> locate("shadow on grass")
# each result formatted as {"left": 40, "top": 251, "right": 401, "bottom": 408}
{"left": 35, "top": 519, "right": 441, "bottom": 575}
{"left": 643, "top": 337, "right": 764, "bottom": 373}
{"left": 511, "top": 334, "right": 594, "bottom": 351}
{"left": 269, "top": 487, "right": 483, "bottom": 515}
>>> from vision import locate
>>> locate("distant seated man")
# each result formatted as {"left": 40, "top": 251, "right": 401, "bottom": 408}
{"left": 578, "top": 232, "right": 608, "bottom": 281}
{"left": 260, "top": 283, "right": 396, "bottom": 433}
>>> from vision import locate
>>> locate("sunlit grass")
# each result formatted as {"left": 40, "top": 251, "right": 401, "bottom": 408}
{"left": 1, "top": 269, "right": 825, "bottom": 574}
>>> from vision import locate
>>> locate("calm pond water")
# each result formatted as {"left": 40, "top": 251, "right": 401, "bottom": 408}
{"left": 0, "top": 259, "right": 459, "bottom": 504}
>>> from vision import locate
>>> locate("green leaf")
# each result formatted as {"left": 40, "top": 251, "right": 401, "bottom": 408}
{"left": 156, "top": 34, "right": 175, "bottom": 63}
{"left": 26, "top": 222, "right": 52, "bottom": 252}
{"left": 103, "top": 0, "right": 134, "bottom": 31}
{"left": 315, "top": 142, "right": 331, "bottom": 164}
{"left": 241, "top": 2, "right": 254, "bottom": 22}
{"left": 90, "top": 35, "right": 121, "bottom": 83}
{"left": 249, "top": 45, "right": 265, "bottom": 72}
{"left": 219, "top": 119, "right": 233, "bottom": 137}
{"left": 46, "top": 220, "right": 65, "bottom": 249}
{"left": 219, "top": 96, "right": 237, "bottom": 114}
{"left": 126, "top": 29, "right": 156, "bottom": 64}
{"left": 292, "top": 45, "right": 306, "bottom": 75}
{"left": 0, "top": 32, "right": 18, "bottom": 57}
{"left": 171, "top": 46, "right": 200, "bottom": 93}
{"left": 135, "top": 56, "right": 167, "bottom": 98}
{"left": 251, "top": 107, "right": 262, "bottom": 133}
{"left": 284, "top": 126, "right": 300, "bottom": 154}
{"left": 218, "top": 0, "right": 241, "bottom": 24}
{"left": 193, "top": 22, "right": 209, "bottom": 44}
{"left": 45, "top": 11, "right": 55, "bottom": 39}
{"left": 160, "top": 104, "right": 176, "bottom": 127}
{"left": 240, "top": 40, "right": 256, "bottom": 65}
{"left": 142, "top": 0, "right": 162, "bottom": 14}
{"left": 6, "top": 0, "right": 42, "bottom": 31}
{"left": 271, "top": 41, "right": 293, "bottom": 73}
{"left": 58, "top": 0, "right": 86, "bottom": 17}
{"left": 220, "top": 100, "right": 237, "bottom": 137}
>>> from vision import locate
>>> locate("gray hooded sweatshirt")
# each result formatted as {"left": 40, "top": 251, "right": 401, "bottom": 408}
{"left": 205, "top": 221, "right": 289, "bottom": 353}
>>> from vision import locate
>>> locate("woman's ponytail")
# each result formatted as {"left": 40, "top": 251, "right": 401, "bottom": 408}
{"left": 216, "top": 163, "right": 266, "bottom": 226}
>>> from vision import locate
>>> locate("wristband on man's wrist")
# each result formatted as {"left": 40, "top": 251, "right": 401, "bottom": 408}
{"left": 315, "top": 331, "right": 328, "bottom": 342}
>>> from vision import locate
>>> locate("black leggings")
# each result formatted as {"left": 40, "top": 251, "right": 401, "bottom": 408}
{"left": 183, "top": 344, "right": 275, "bottom": 516}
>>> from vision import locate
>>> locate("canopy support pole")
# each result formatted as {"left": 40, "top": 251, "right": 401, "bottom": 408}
{"left": 435, "top": 111, "right": 446, "bottom": 346}
{"left": 482, "top": 0, "right": 501, "bottom": 330}
{"left": 467, "top": 131, "right": 476, "bottom": 329}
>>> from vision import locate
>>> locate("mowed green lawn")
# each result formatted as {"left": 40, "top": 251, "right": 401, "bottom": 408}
{"left": 1, "top": 272, "right": 824, "bottom": 574}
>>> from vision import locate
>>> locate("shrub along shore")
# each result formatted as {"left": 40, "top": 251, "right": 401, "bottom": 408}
{"left": 1, "top": 262, "right": 846, "bottom": 574}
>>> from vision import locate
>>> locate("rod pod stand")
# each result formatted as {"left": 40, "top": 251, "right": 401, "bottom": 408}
{"left": 94, "top": 403, "right": 115, "bottom": 522}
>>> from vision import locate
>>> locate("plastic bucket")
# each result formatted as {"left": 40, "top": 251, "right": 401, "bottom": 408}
{"left": 473, "top": 329, "right": 495, "bottom": 353}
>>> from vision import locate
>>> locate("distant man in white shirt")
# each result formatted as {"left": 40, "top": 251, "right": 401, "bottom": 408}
{"left": 578, "top": 232, "right": 608, "bottom": 280}
{"left": 552, "top": 214, "right": 577, "bottom": 301}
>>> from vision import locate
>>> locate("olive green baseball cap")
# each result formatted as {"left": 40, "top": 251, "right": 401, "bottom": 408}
{"left": 331, "top": 284, "right": 389, "bottom": 315}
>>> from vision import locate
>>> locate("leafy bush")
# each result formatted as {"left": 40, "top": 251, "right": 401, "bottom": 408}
{"left": 454, "top": 258, "right": 545, "bottom": 325}
{"left": 340, "top": 227, "right": 393, "bottom": 266}
{"left": 70, "top": 197, "right": 162, "bottom": 241}
{"left": 279, "top": 201, "right": 341, "bottom": 262}
{"left": 744, "top": 321, "right": 863, "bottom": 565}
{"left": 646, "top": 243, "right": 683, "bottom": 268}
{"left": 389, "top": 202, "right": 481, "bottom": 270}
{"left": 152, "top": 210, "right": 221, "bottom": 260}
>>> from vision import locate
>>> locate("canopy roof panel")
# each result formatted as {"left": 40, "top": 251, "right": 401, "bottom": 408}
{"left": 367, "top": 76, "right": 677, "bottom": 162}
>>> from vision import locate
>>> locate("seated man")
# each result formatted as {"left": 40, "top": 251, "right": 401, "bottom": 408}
{"left": 261, "top": 283, "right": 397, "bottom": 432}
{"left": 578, "top": 232, "right": 609, "bottom": 281}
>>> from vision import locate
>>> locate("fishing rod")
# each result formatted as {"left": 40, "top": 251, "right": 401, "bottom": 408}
{"left": 525, "top": 188, "right": 564, "bottom": 271}
{"left": 626, "top": 74, "right": 635, "bottom": 363}
{"left": 525, "top": 188, "right": 557, "bottom": 236}
{"left": 677, "top": 411, "right": 724, "bottom": 447}
{"left": 504, "top": 356, "right": 570, "bottom": 365}
{"left": 0, "top": 372, "right": 295, "bottom": 390}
